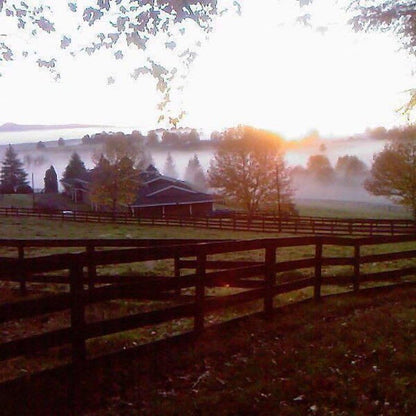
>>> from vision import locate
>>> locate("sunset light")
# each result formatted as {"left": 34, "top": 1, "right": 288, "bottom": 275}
{"left": 1, "top": 3, "right": 416, "bottom": 413}
{"left": 0, "top": 0, "right": 413, "bottom": 138}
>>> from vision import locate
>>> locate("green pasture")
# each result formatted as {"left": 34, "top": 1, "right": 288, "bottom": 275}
{"left": 0, "top": 194, "right": 412, "bottom": 219}
{"left": 0, "top": 214, "right": 415, "bottom": 389}
{"left": 295, "top": 198, "right": 411, "bottom": 219}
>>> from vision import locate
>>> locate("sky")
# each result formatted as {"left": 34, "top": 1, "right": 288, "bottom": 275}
{"left": 0, "top": 0, "right": 414, "bottom": 139}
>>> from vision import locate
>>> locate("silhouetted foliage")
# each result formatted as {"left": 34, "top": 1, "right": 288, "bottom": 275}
{"left": 335, "top": 155, "right": 368, "bottom": 181}
{"left": 163, "top": 152, "right": 178, "bottom": 178}
{"left": 184, "top": 154, "right": 207, "bottom": 190}
{"left": 162, "top": 131, "right": 181, "bottom": 147}
{"left": 81, "top": 134, "right": 92, "bottom": 145}
{"left": 367, "top": 125, "right": 416, "bottom": 141}
{"left": 44, "top": 165, "right": 58, "bottom": 193}
{"left": 349, "top": 1, "right": 416, "bottom": 115}
{"left": 0, "top": 145, "right": 28, "bottom": 193}
{"left": 366, "top": 126, "right": 389, "bottom": 140}
{"left": 92, "top": 135, "right": 150, "bottom": 171}
{"left": 209, "top": 125, "right": 294, "bottom": 215}
{"left": 15, "top": 184, "right": 33, "bottom": 194}
{"left": 90, "top": 154, "right": 138, "bottom": 212}
{"left": 146, "top": 130, "right": 159, "bottom": 146}
{"left": 210, "top": 131, "right": 224, "bottom": 142}
{"left": 62, "top": 152, "right": 88, "bottom": 181}
{"left": 36, "top": 141, "right": 46, "bottom": 150}
{"left": 187, "top": 129, "right": 200, "bottom": 144}
{"left": 0, "top": 1, "right": 237, "bottom": 122}
{"left": 35, "top": 194, "right": 68, "bottom": 212}
{"left": 89, "top": 136, "right": 149, "bottom": 211}
{"left": 306, "top": 154, "right": 335, "bottom": 183}
{"left": 365, "top": 139, "right": 416, "bottom": 218}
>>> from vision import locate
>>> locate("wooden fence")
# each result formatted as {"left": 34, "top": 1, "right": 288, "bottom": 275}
{"left": 1, "top": 235, "right": 416, "bottom": 413}
{"left": 0, "top": 206, "right": 415, "bottom": 235}
{"left": 1, "top": 234, "right": 416, "bottom": 368}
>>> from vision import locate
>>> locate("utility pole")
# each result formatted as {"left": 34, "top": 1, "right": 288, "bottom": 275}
{"left": 276, "top": 164, "right": 281, "bottom": 218}
{"left": 32, "top": 173, "right": 35, "bottom": 208}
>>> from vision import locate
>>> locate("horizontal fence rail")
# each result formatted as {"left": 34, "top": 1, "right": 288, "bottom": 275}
{"left": 0, "top": 206, "right": 415, "bottom": 235}
{"left": 1, "top": 235, "right": 416, "bottom": 411}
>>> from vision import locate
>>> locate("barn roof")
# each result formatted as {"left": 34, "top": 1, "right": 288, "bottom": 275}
{"left": 132, "top": 165, "right": 214, "bottom": 208}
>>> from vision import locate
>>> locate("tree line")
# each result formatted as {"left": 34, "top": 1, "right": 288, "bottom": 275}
{"left": 291, "top": 154, "right": 368, "bottom": 186}
{"left": 81, "top": 129, "right": 201, "bottom": 149}
{"left": 2, "top": 124, "right": 416, "bottom": 218}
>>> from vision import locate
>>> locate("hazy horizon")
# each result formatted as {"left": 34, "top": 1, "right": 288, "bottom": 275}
{"left": 0, "top": 127, "right": 390, "bottom": 206}
{"left": 1, "top": 1, "right": 413, "bottom": 139}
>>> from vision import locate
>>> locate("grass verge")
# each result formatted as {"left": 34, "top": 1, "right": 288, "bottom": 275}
{"left": 1, "top": 285, "right": 415, "bottom": 416}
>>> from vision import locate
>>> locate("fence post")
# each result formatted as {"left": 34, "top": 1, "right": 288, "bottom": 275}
{"left": 194, "top": 251, "right": 206, "bottom": 334}
{"left": 314, "top": 239, "right": 323, "bottom": 301}
{"left": 69, "top": 262, "right": 86, "bottom": 414}
{"left": 353, "top": 242, "right": 360, "bottom": 292}
{"left": 86, "top": 244, "right": 96, "bottom": 293}
{"left": 174, "top": 254, "right": 181, "bottom": 295}
{"left": 264, "top": 244, "right": 276, "bottom": 318}
{"left": 17, "top": 243, "right": 27, "bottom": 296}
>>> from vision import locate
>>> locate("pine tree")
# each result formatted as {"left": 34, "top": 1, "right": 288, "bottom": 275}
{"left": 163, "top": 152, "right": 178, "bottom": 178}
{"left": 184, "top": 154, "right": 207, "bottom": 190}
{"left": 44, "top": 165, "right": 58, "bottom": 193}
{"left": 0, "top": 145, "right": 28, "bottom": 193}
{"left": 62, "top": 152, "right": 88, "bottom": 181}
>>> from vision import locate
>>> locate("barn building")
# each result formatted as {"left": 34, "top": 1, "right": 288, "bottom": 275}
{"left": 130, "top": 165, "right": 214, "bottom": 217}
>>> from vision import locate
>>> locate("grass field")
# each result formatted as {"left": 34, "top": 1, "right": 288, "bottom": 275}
{"left": 0, "top": 194, "right": 412, "bottom": 219}
{"left": 2, "top": 286, "right": 415, "bottom": 415}
{"left": 295, "top": 198, "right": 410, "bottom": 219}
{"left": 0, "top": 214, "right": 415, "bottom": 415}
{"left": 83, "top": 286, "right": 416, "bottom": 416}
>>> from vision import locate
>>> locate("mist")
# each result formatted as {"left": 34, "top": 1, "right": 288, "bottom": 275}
{"left": 0, "top": 134, "right": 391, "bottom": 206}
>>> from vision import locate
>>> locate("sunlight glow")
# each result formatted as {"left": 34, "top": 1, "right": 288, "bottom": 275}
{"left": 0, "top": 0, "right": 414, "bottom": 138}
{"left": 182, "top": 0, "right": 414, "bottom": 138}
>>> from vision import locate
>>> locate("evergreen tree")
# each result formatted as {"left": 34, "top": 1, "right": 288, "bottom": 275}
{"left": 62, "top": 152, "right": 88, "bottom": 181}
{"left": 163, "top": 152, "right": 178, "bottom": 178}
{"left": 44, "top": 165, "right": 59, "bottom": 193}
{"left": 184, "top": 154, "right": 207, "bottom": 190}
{"left": 0, "top": 145, "right": 28, "bottom": 193}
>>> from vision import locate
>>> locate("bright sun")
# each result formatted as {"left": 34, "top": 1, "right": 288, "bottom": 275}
{"left": 0, "top": 0, "right": 413, "bottom": 137}
{"left": 182, "top": 0, "right": 413, "bottom": 138}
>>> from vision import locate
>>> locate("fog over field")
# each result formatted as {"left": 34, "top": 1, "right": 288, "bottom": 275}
{"left": 0, "top": 128, "right": 391, "bottom": 205}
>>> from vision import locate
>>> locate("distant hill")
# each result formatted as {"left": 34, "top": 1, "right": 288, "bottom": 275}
{"left": 0, "top": 122, "right": 104, "bottom": 132}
